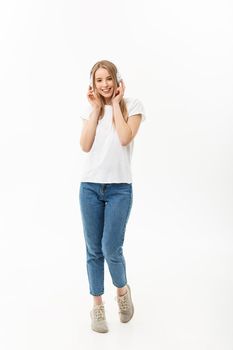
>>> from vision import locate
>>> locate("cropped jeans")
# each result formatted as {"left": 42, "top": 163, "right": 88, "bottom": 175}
{"left": 79, "top": 182, "right": 133, "bottom": 296}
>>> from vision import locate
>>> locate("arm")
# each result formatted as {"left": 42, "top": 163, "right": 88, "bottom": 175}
{"left": 112, "top": 102, "right": 142, "bottom": 146}
{"left": 80, "top": 87, "right": 102, "bottom": 152}
{"left": 80, "top": 108, "right": 100, "bottom": 152}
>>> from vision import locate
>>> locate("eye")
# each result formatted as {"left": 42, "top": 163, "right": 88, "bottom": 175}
{"left": 107, "top": 77, "right": 112, "bottom": 81}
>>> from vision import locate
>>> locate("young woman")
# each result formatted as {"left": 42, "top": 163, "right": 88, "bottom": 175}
{"left": 79, "top": 60, "right": 145, "bottom": 333}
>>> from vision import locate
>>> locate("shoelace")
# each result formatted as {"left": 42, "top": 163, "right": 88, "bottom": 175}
{"left": 117, "top": 294, "right": 129, "bottom": 312}
{"left": 93, "top": 305, "right": 105, "bottom": 321}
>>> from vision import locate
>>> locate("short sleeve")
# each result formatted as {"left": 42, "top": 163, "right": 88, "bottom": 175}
{"left": 126, "top": 98, "right": 146, "bottom": 121}
{"left": 80, "top": 103, "right": 92, "bottom": 121}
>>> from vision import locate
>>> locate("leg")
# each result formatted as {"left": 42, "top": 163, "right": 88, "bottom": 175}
{"left": 101, "top": 183, "right": 133, "bottom": 289}
{"left": 79, "top": 182, "right": 105, "bottom": 297}
{"left": 101, "top": 184, "right": 134, "bottom": 323}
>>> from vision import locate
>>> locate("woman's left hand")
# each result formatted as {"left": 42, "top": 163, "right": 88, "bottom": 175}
{"left": 112, "top": 80, "right": 125, "bottom": 104}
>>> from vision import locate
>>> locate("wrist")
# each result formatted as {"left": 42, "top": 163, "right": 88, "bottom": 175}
{"left": 112, "top": 100, "right": 120, "bottom": 107}
{"left": 93, "top": 106, "right": 101, "bottom": 112}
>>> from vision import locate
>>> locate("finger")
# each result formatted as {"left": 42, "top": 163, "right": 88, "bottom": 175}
{"left": 87, "top": 91, "right": 93, "bottom": 98}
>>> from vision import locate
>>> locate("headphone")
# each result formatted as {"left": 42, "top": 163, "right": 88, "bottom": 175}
{"left": 89, "top": 70, "right": 122, "bottom": 88}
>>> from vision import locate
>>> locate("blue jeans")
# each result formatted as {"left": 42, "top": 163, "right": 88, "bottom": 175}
{"left": 79, "top": 182, "right": 133, "bottom": 296}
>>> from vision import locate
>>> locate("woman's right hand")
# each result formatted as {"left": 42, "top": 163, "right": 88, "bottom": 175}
{"left": 87, "top": 86, "right": 101, "bottom": 110}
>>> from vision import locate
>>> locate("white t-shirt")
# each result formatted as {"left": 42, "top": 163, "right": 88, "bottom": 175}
{"left": 80, "top": 97, "right": 145, "bottom": 184}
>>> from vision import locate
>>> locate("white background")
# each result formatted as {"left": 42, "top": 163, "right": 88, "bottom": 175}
{"left": 0, "top": 0, "right": 233, "bottom": 349}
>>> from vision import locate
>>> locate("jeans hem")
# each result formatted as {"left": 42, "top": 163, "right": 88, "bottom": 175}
{"left": 112, "top": 282, "right": 127, "bottom": 289}
{"left": 90, "top": 291, "right": 104, "bottom": 296}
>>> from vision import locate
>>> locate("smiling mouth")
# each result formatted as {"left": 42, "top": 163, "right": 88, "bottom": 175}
{"left": 101, "top": 88, "right": 112, "bottom": 93}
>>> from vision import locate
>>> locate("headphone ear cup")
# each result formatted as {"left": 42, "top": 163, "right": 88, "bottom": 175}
{"left": 89, "top": 76, "right": 93, "bottom": 88}
{"left": 116, "top": 71, "right": 122, "bottom": 84}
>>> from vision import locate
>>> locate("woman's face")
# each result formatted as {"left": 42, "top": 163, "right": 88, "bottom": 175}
{"left": 94, "top": 67, "right": 115, "bottom": 103}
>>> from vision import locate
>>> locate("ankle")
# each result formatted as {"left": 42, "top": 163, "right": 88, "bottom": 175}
{"left": 93, "top": 295, "right": 103, "bottom": 306}
{"left": 117, "top": 285, "right": 127, "bottom": 297}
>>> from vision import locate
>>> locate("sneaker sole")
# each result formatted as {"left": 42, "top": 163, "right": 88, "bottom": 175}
{"left": 91, "top": 325, "right": 109, "bottom": 333}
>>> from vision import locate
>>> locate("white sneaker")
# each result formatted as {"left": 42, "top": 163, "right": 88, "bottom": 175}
{"left": 117, "top": 284, "right": 134, "bottom": 323}
{"left": 90, "top": 303, "right": 109, "bottom": 333}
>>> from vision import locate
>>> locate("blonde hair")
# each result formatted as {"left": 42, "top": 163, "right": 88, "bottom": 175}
{"left": 90, "top": 60, "right": 128, "bottom": 123}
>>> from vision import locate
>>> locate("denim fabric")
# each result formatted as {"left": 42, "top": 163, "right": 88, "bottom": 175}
{"left": 79, "top": 182, "right": 133, "bottom": 296}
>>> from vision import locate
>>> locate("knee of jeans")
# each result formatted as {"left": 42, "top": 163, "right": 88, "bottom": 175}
{"left": 102, "top": 245, "right": 123, "bottom": 262}
{"left": 86, "top": 245, "right": 104, "bottom": 260}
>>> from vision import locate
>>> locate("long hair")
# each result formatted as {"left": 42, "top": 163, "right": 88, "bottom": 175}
{"left": 90, "top": 60, "right": 128, "bottom": 123}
